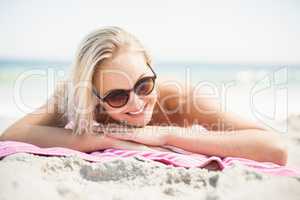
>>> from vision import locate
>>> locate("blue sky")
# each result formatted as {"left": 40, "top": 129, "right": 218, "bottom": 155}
{"left": 0, "top": 0, "right": 299, "bottom": 64}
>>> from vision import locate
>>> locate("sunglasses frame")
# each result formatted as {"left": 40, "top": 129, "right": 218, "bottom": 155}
{"left": 93, "top": 63, "right": 157, "bottom": 108}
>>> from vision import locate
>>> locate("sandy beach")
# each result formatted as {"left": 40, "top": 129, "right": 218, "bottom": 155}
{"left": 0, "top": 115, "right": 300, "bottom": 200}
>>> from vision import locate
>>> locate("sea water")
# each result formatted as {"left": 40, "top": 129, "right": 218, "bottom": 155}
{"left": 1, "top": 59, "right": 299, "bottom": 132}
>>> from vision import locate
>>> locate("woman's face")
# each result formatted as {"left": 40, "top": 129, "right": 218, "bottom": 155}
{"left": 93, "top": 48, "right": 157, "bottom": 127}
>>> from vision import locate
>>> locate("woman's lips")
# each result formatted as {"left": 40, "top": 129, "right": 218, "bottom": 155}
{"left": 126, "top": 103, "right": 147, "bottom": 116}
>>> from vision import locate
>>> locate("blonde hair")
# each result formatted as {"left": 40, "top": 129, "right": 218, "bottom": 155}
{"left": 55, "top": 26, "right": 152, "bottom": 135}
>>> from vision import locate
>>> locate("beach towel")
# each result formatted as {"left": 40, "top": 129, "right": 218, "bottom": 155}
{"left": 0, "top": 140, "right": 299, "bottom": 177}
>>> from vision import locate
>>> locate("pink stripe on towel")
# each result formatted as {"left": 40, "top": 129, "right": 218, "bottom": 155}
{"left": 0, "top": 141, "right": 299, "bottom": 177}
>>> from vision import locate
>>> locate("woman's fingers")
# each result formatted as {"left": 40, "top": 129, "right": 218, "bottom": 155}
{"left": 92, "top": 134, "right": 171, "bottom": 152}
{"left": 92, "top": 124, "right": 134, "bottom": 135}
{"left": 104, "top": 129, "right": 137, "bottom": 141}
{"left": 92, "top": 126, "right": 105, "bottom": 134}
{"left": 105, "top": 127, "right": 168, "bottom": 146}
{"left": 106, "top": 136, "right": 155, "bottom": 151}
{"left": 93, "top": 124, "right": 169, "bottom": 146}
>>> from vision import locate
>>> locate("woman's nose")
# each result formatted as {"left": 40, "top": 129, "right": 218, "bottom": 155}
{"left": 129, "top": 91, "right": 145, "bottom": 109}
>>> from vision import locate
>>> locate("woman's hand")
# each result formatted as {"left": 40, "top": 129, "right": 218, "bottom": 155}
{"left": 99, "top": 135, "right": 158, "bottom": 151}
{"left": 82, "top": 130, "right": 161, "bottom": 152}
{"left": 93, "top": 124, "right": 171, "bottom": 146}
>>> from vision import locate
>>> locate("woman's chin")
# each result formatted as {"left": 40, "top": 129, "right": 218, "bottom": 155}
{"left": 124, "top": 114, "right": 152, "bottom": 127}
{"left": 123, "top": 107, "right": 153, "bottom": 127}
{"left": 108, "top": 102, "right": 154, "bottom": 127}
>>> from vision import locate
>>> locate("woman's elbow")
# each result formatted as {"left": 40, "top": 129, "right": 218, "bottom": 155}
{"left": 266, "top": 132, "right": 288, "bottom": 166}
{"left": 270, "top": 141, "right": 288, "bottom": 166}
{"left": 255, "top": 130, "right": 288, "bottom": 166}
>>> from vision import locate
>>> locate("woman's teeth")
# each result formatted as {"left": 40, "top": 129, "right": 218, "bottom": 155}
{"left": 127, "top": 104, "right": 146, "bottom": 115}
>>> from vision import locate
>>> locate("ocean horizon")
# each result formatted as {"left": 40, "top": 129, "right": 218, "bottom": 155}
{"left": 0, "top": 58, "right": 299, "bottom": 124}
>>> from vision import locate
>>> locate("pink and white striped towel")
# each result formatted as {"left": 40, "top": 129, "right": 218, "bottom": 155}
{"left": 0, "top": 140, "right": 299, "bottom": 177}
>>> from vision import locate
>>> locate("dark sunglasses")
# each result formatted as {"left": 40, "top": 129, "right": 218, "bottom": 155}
{"left": 93, "top": 64, "right": 157, "bottom": 108}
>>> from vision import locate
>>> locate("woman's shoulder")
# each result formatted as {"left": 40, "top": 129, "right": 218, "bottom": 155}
{"left": 153, "top": 80, "right": 187, "bottom": 126}
{"left": 156, "top": 79, "right": 186, "bottom": 111}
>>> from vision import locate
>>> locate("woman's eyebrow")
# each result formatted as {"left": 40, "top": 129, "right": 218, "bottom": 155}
{"left": 102, "top": 72, "right": 147, "bottom": 97}
{"left": 137, "top": 72, "right": 146, "bottom": 81}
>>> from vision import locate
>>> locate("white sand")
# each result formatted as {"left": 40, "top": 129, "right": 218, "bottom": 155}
{"left": 0, "top": 115, "right": 300, "bottom": 200}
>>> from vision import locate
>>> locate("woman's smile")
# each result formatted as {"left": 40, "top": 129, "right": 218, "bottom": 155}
{"left": 126, "top": 103, "right": 148, "bottom": 117}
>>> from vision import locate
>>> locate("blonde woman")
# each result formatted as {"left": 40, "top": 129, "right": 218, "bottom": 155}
{"left": 1, "top": 26, "right": 287, "bottom": 165}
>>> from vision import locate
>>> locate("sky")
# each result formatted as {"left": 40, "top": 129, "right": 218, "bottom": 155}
{"left": 0, "top": 0, "right": 299, "bottom": 64}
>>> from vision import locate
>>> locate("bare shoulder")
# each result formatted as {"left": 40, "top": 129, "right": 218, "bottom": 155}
{"left": 157, "top": 78, "right": 262, "bottom": 130}
{"left": 155, "top": 79, "right": 187, "bottom": 126}
{"left": 156, "top": 78, "right": 224, "bottom": 127}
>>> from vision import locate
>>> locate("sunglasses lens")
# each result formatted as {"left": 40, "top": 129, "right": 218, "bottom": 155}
{"left": 105, "top": 90, "right": 129, "bottom": 108}
{"left": 135, "top": 77, "right": 155, "bottom": 96}
{"left": 100, "top": 76, "right": 156, "bottom": 108}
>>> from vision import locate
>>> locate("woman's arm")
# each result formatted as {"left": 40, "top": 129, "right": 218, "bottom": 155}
{"left": 164, "top": 85, "right": 288, "bottom": 165}
{"left": 1, "top": 122, "right": 101, "bottom": 151}
{"left": 165, "top": 127, "right": 288, "bottom": 165}
{"left": 106, "top": 85, "right": 288, "bottom": 165}
{"left": 104, "top": 125, "right": 287, "bottom": 165}
{"left": 0, "top": 123, "right": 157, "bottom": 152}
{"left": 0, "top": 90, "right": 156, "bottom": 152}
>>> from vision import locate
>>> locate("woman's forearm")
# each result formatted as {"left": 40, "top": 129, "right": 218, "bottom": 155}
{"left": 166, "top": 128, "right": 288, "bottom": 165}
{"left": 0, "top": 124, "right": 112, "bottom": 152}
{"left": 0, "top": 124, "right": 164, "bottom": 152}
